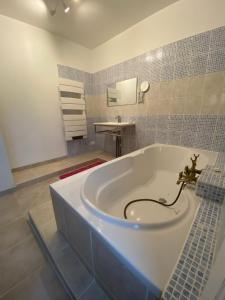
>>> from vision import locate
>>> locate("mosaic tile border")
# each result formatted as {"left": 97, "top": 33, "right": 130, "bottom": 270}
{"left": 161, "top": 154, "right": 224, "bottom": 300}
{"left": 57, "top": 113, "right": 225, "bottom": 157}
{"left": 87, "top": 115, "right": 224, "bottom": 156}
{"left": 196, "top": 166, "right": 225, "bottom": 202}
{"left": 215, "top": 152, "right": 225, "bottom": 169}
{"left": 58, "top": 25, "right": 225, "bottom": 96}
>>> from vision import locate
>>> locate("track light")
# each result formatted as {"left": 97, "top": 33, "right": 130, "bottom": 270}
{"left": 47, "top": 0, "right": 71, "bottom": 15}
{"left": 62, "top": 0, "right": 70, "bottom": 13}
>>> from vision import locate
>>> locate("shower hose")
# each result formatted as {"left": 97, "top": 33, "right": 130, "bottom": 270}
{"left": 123, "top": 181, "right": 186, "bottom": 219}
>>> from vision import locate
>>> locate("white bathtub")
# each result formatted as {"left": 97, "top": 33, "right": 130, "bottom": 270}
{"left": 51, "top": 144, "right": 217, "bottom": 292}
{"left": 81, "top": 144, "right": 216, "bottom": 229}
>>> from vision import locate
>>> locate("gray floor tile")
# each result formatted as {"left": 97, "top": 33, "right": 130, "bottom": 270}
{"left": 16, "top": 178, "right": 57, "bottom": 213}
{"left": 0, "top": 217, "right": 31, "bottom": 252}
{"left": 51, "top": 193, "right": 68, "bottom": 237}
{"left": 12, "top": 150, "right": 113, "bottom": 185}
{"left": 0, "top": 193, "right": 18, "bottom": 212}
{"left": 92, "top": 233, "right": 147, "bottom": 300}
{"left": 29, "top": 201, "right": 55, "bottom": 226}
{"left": 0, "top": 202, "right": 23, "bottom": 228}
{"left": 65, "top": 206, "right": 92, "bottom": 268}
{"left": 56, "top": 246, "right": 93, "bottom": 298}
{"left": 32, "top": 211, "right": 68, "bottom": 258}
{"left": 80, "top": 280, "right": 111, "bottom": 300}
{"left": 0, "top": 152, "right": 114, "bottom": 299}
{"left": 41, "top": 220, "right": 68, "bottom": 257}
{"left": 0, "top": 235, "right": 45, "bottom": 294}
{"left": 0, "top": 263, "right": 71, "bottom": 300}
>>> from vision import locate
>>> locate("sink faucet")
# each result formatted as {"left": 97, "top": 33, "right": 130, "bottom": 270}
{"left": 177, "top": 154, "right": 202, "bottom": 185}
{"left": 115, "top": 115, "right": 121, "bottom": 123}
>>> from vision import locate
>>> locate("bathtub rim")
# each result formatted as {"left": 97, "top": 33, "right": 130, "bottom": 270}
{"left": 50, "top": 143, "right": 218, "bottom": 292}
{"left": 80, "top": 143, "right": 217, "bottom": 229}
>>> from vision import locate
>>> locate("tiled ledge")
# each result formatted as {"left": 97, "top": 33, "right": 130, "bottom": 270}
{"left": 215, "top": 152, "right": 225, "bottom": 169}
{"left": 162, "top": 154, "right": 224, "bottom": 300}
{"left": 162, "top": 198, "right": 221, "bottom": 300}
{"left": 196, "top": 166, "right": 225, "bottom": 202}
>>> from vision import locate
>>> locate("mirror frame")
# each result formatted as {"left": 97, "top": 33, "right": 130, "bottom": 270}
{"left": 107, "top": 77, "right": 138, "bottom": 107}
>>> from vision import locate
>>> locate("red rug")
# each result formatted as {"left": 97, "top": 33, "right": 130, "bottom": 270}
{"left": 59, "top": 158, "right": 106, "bottom": 179}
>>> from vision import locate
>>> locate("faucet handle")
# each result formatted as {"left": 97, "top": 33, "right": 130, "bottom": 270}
{"left": 190, "top": 154, "right": 200, "bottom": 170}
{"left": 190, "top": 154, "right": 199, "bottom": 163}
{"left": 177, "top": 154, "right": 202, "bottom": 185}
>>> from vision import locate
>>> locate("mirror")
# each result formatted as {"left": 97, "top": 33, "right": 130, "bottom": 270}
{"left": 107, "top": 77, "right": 137, "bottom": 106}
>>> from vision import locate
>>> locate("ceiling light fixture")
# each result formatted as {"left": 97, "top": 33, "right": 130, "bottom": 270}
{"left": 47, "top": 0, "right": 71, "bottom": 15}
{"left": 62, "top": 0, "right": 70, "bottom": 13}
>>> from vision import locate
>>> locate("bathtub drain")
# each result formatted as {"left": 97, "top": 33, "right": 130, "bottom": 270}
{"left": 158, "top": 198, "right": 167, "bottom": 204}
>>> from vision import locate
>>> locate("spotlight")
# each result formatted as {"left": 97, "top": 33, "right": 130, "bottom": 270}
{"left": 62, "top": 0, "right": 70, "bottom": 13}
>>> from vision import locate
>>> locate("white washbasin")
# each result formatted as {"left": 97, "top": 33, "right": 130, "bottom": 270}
{"left": 93, "top": 122, "right": 135, "bottom": 127}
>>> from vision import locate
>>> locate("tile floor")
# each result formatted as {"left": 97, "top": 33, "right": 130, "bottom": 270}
{"left": 12, "top": 151, "right": 114, "bottom": 186}
{"left": 0, "top": 151, "right": 114, "bottom": 299}
{"left": 29, "top": 202, "right": 110, "bottom": 300}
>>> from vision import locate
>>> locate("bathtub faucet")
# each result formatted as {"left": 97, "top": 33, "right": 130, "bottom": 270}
{"left": 177, "top": 154, "right": 202, "bottom": 185}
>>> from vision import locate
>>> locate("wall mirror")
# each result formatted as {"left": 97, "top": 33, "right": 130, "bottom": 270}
{"left": 107, "top": 77, "right": 137, "bottom": 106}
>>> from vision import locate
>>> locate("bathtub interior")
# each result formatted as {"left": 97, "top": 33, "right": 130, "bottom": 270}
{"left": 82, "top": 145, "right": 211, "bottom": 224}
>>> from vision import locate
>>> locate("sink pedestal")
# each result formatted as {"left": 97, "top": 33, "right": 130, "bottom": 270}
{"left": 93, "top": 122, "right": 135, "bottom": 157}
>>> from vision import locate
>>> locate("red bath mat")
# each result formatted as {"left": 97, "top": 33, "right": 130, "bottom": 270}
{"left": 59, "top": 158, "right": 106, "bottom": 179}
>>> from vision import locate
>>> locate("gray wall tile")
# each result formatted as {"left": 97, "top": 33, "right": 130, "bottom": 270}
{"left": 207, "top": 49, "right": 225, "bottom": 73}
{"left": 51, "top": 189, "right": 68, "bottom": 239}
{"left": 189, "top": 53, "right": 208, "bottom": 76}
{"left": 162, "top": 43, "right": 177, "bottom": 64}
{"left": 64, "top": 205, "right": 93, "bottom": 270}
{"left": 56, "top": 246, "right": 93, "bottom": 298}
{"left": 92, "top": 233, "right": 150, "bottom": 300}
{"left": 190, "top": 31, "right": 211, "bottom": 56}
{"left": 79, "top": 280, "right": 111, "bottom": 300}
{"left": 210, "top": 26, "right": 225, "bottom": 51}
{"left": 174, "top": 58, "right": 190, "bottom": 79}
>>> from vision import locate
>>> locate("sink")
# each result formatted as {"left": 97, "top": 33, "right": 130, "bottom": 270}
{"left": 93, "top": 121, "right": 135, "bottom": 157}
{"left": 93, "top": 122, "right": 135, "bottom": 127}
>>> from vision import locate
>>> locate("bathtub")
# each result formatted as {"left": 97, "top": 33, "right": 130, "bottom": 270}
{"left": 50, "top": 144, "right": 217, "bottom": 297}
{"left": 81, "top": 144, "right": 216, "bottom": 228}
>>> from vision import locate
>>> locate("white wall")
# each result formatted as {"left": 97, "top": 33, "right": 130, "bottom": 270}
{"left": 0, "top": 134, "right": 14, "bottom": 191}
{"left": 1, "top": 0, "right": 225, "bottom": 169}
{"left": 0, "top": 14, "right": 91, "bottom": 168}
{"left": 91, "top": 0, "right": 225, "bottom": 72}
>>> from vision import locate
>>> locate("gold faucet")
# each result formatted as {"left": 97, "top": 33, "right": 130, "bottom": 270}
{"left": 177, "top": 154, "right": 202, "bottom": 185}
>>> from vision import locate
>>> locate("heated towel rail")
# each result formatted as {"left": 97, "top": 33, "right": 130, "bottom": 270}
{"left": 58, "top": 78, "right": 87, "bottom": 141}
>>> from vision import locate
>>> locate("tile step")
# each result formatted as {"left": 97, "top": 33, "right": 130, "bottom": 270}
{"left": 28, "top": 202, "right": 110, "bottom": 300}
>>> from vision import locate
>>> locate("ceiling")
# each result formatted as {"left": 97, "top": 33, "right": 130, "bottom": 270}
{"left": 0, "top": 0, "right": 178, "bottom": 49}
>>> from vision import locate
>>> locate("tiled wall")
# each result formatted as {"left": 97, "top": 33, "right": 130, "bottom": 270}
{"left": 58, "top": 25, "right": 225, "bottom": 155}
